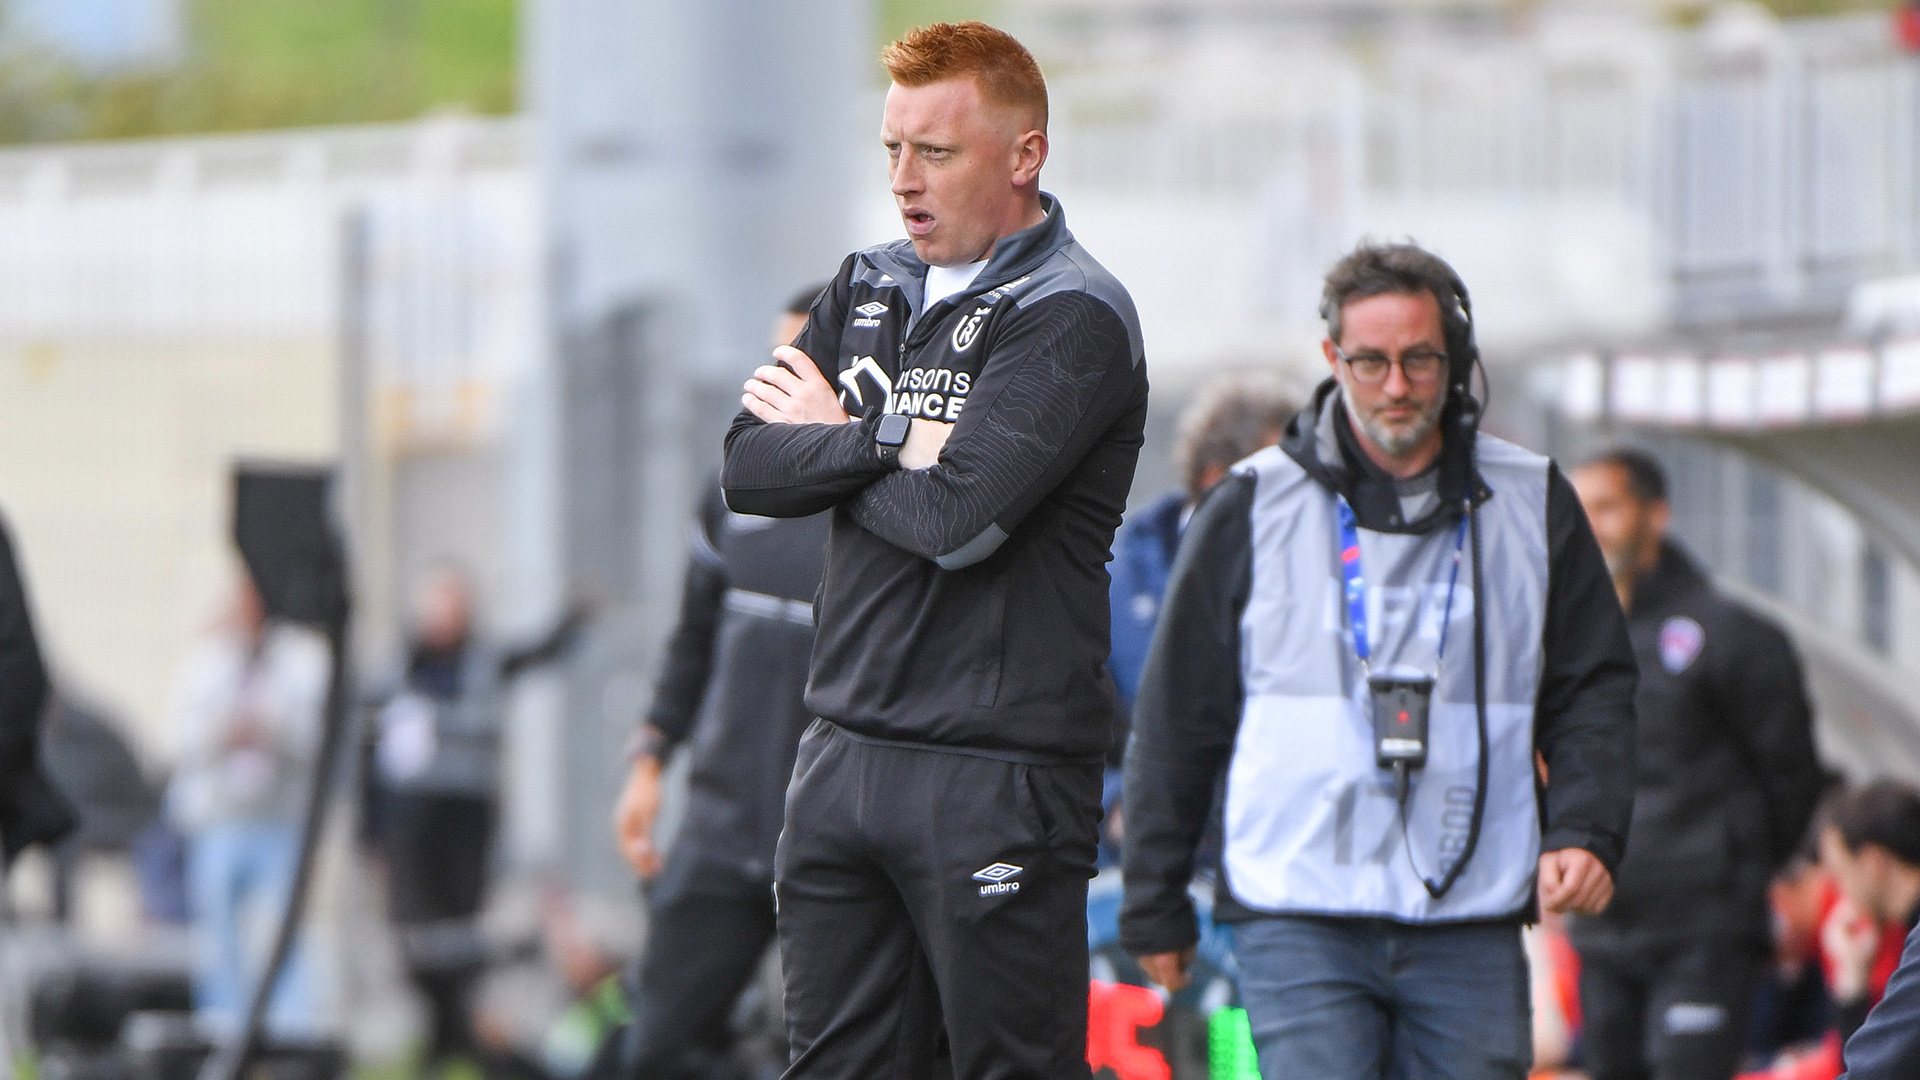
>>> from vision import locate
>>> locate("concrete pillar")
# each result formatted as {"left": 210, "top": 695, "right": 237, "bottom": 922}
{"left": 522, "top": 0, "right": 869, "bottom": 890}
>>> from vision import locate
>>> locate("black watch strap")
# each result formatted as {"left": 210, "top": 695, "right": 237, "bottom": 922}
{"left": 875, "top": 413, "right": 911, "bottom": 469}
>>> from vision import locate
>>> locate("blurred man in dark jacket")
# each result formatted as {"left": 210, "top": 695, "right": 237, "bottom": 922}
{"left": 607, "top": 286, "right": 829, "bottom": 1080}
{"left": 369, "top": 565, "right": 587, "bottom": 1067}
{"left": 1100, "top": 374, "right": 1291, "bottom": 872}
{"left": 1569, "top": 448, "right": 1822, "bottom": 1080}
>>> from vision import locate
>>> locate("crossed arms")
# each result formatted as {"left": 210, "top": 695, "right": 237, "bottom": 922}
{"left": 721, "top": 288, "right": 1140, "bottom": 570}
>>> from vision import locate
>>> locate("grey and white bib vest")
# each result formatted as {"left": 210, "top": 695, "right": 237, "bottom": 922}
{"left": 1225, "top": 434, "right": 1550, "bottom": 922}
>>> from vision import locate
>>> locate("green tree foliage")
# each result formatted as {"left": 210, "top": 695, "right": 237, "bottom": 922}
{"left": 1663, "top": 0, "right": 1899, "bottom": 25}
{"left": 0, "top": 0, "right": 516, "bottom": 145}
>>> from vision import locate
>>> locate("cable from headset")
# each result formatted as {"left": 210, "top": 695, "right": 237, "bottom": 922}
{"left": 1392, "top": 495, "right": 1491, "bottom": 901}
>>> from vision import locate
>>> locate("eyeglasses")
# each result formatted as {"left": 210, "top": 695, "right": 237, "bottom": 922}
{"left": 1334, "top": 346, "right": 1449, "bottom": 386}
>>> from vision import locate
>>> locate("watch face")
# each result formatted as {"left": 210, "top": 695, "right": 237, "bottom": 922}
{"left": 878, "top": 412, "right": 912, "bottom": 445}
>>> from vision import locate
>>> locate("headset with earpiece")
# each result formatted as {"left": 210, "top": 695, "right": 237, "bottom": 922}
{"left": 1324, "top": 257, "right": 1493, "bottom": 901}
{"left": 1423, "top": 263, "right": 1490, "bottom": 902}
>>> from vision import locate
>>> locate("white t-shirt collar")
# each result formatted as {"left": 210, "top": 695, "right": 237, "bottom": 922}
{"left": 924, "top": 258, "right": 989, "bottom": 309}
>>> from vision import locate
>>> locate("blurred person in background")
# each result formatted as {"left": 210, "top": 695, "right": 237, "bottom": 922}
{"left": 1750, "top": 852, "right": 1840, "bottom": 1064}
{"left": 1568, "top": 448, "right": 1821, "bottom": 1080}
{"left": 1083, "top": 373, "right": 1295, "bottom": 1026}
{"left": 1123, "top": 242, "right": 1637, "bottom": 1080}
{"left": 369, "top": 564, "right": 588, "bottom": 1071}
{"left": 472, "top": 889, "right": 638, "bottom": 1080}
{"left": 1098, "top": 375, "right": 1291, "bottom": 868}
{"left": 606, "top": 284, "right": 829, "bottom": 1080}
{"left": 723, "top": 21, "right": 1148, "bottom": 1078}
{"left": 168, "top": 573, "right": 330, "bottom": 1037}
{"left": 1747, "top": 772, "right": 1850, "bottom": 1071}
{"left": 1817, "top": 781, "right": 1920, "bottom": 1050}
{"left": 1106, "top": 373, "right": 1293, "bottom": 764}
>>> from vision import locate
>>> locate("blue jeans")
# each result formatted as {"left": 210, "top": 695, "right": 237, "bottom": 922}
{"left": 1233, "top": 915, "right": 1531, "bottom": 1080}
{"left": 187, "top": 820, "right": 318, "bottom": 1037}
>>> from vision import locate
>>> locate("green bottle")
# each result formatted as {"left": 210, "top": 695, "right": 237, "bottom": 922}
{"left": 1207, "top": 1007, "right": 1259, "bottom": 1080}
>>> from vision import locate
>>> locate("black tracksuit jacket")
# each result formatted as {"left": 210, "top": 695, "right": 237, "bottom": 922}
{"left": 721, "top": 194, "right": 1149, "bottom": 761}
{"left": 1570, "top": 542, "right": 1821, "bottom": 951}
{"left": 643, "top": 481, "right": 829, "bottom": 884}
{"left": 1120, "top": 383, "right": 1640, "bottom": 953}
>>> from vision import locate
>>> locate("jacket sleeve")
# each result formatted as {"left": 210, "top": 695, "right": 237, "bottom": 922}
{"left": 641, "top": 483, "right": 730, "bottom": 750}
{"left": 1712, "top": 609, "right": 1821, "bottom": 869}
{"left": 722, "top": 256, "right": 894, "bottom": 518}
{"left": 1119, "top": 474, "right": 1252, "bottom": 957}
{"left": 499, "top": 607, "right": 588, "bottom": 680}
{"left": 1841, "top": 922, "right": 1920, "bottom": 1079}
{"left": 1534, "top": 463, "right": 1638, "bottom": 872}
{"left": 847, "top": 292, "right": 1145, "bottom": 570}
{"left": 0, "top": 513, "right": 47, "bottom": 802}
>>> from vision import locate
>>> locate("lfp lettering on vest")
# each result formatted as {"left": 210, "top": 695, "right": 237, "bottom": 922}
{"left": 1223, "top": 435, "right": 1551, "bottom": 922}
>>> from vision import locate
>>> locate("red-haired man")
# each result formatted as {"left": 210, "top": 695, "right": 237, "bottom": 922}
{"left": 722, "top": 21, "right": 1148, "bottom": 1080}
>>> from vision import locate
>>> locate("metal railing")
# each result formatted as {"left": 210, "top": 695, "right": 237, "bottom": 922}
{"left": 1043, "top": 13, "right": 1920, "bottom": 326}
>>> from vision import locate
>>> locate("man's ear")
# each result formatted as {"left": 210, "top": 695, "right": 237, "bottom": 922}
{"left": 1013, "top": 129, "right": 1047, "bottom": 187}
{"left": 1322, "top": 339, "right": 1341, "bottom": 376}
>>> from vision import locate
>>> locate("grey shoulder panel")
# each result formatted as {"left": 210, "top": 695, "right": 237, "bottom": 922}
{"left": 1232, "top": 444, "right": 1304, "bottom": 484}
{"left": 1474, "top": 431, "right": 1550, "bottom": 473}
{"left": 934, "top": 523, "right": 1010, "bottom": 571}
{"left": 1234, "top": 444, "right": 1315, "bottom": 526}
{"left": 1011, "top": 242, "right": 1145, "bottom": 367}
{"left": 851, "top": 241, "right": 919, "bottom": 289}
{"left": 1473, "top": 432, "right": 1552, "bottom": 506}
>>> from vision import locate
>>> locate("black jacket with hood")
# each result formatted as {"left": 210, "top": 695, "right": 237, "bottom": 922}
{"left": 1119, "top": 379, "right": 1639, "bottom": 954}
{"left": 641, "top": 481, "right": 829, "bottom": 886}
{"left": 1570, "top": 541, "right": 1820, "bottom": 951}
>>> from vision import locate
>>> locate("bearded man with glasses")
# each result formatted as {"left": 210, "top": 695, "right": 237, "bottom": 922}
{"left": 1121, "top": 241, "right": 1639, "bottom": 1080}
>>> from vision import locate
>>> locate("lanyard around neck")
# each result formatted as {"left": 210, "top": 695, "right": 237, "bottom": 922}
{"left": 1336, "top": 496, "right": 1468, "bottom": 678}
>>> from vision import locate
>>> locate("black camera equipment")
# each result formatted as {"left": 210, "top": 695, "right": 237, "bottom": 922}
{"left": 1369, "top": 675, "right": 1434, "bottom": 773}
{"left": 196, "top": 463, "right": 350, "bottom": 1080}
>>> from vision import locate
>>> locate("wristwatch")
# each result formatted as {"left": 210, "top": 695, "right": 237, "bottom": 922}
{"left": 875, "top": 412, "right": 911, "bottom": 468}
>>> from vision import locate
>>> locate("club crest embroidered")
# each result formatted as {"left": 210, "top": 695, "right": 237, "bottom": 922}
{"left": 1659, "top": 616, "right": 1704, "bottom": 674}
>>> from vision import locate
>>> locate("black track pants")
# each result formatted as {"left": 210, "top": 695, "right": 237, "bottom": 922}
{"left": 775, "top": 721, "right": 1102, "bottom": 1080}
{"left": 621, "top": 854, "right": 778, "bottom": 1080}
{"left": 381, "top": 792, "right": 495, "bottom": 1062}
{"left": 1577, "top": 938, "right": 1764, "bottom": 1080}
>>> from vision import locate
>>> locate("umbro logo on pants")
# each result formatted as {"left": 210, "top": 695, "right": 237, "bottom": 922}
{"left": 973, "top": 862, "right": 1023, "bottom": 895}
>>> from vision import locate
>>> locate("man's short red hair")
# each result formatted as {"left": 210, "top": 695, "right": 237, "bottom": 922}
{"left": 882, "top": 22, "right": 1048, "bottom": 132}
